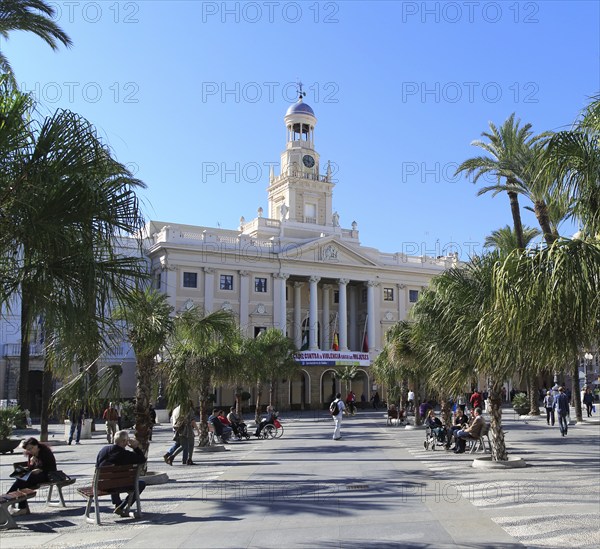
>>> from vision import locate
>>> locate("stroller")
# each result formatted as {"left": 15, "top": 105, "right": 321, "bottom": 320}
{"left": 424, "top": 424, "right": 447, "bottom": 451}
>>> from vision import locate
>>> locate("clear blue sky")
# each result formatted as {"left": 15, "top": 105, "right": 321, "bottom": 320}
{"left": 6, "top": 1, "right": 599, "bottom": 258}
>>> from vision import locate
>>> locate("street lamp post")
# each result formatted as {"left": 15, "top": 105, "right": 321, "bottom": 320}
{"left": 584, "top": 353, "right": 593, "bottom": 385}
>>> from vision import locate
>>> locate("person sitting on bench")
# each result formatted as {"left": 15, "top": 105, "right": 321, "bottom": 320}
{"left": 96, "top": 430, "right": 146, "bottom": 517}
{"left": 208, "top": 409, "right": 232, "bottom": 442}
{"left": 454, "top": 407, "right": 485, "bottom": 454}
{"left": 8, "top": 437, "right": 57, "bottom": 516}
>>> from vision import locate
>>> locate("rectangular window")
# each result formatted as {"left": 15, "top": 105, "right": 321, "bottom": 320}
{"left": 409, "top": 290, "right": 419, "bottom": 303}
{"left": 383, "top": 288, "right": 394, "bottom": 301}
{"left": 333, "top": 290, "right": 339, "bottom": 304}
{"left": 255, "top": 277, "right": 267, "bottom": 293}
{"left": 361, "top": 288, "right": 367, "bottom": 303}
{"left": 155, "top": 272, "right": 161, "bottom": 290}
{"left": 183, "top": 272, "right": 197, "bottom": 288}
{"left": 220, "top": 274, "right": 233, "bottom": 290}
{"left": 254, "top": 327, "right": 266, "bottom": 338}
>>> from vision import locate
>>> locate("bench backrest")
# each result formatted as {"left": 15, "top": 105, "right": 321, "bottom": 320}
{"left": 94, "top": 464, "right": 140, "bottom": 496}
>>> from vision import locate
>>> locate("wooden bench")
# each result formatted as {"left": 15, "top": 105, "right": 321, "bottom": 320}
{"left": 208, "top": 421, "right": 222, "bottom": 445}
{"left": 12, "top": 462, "right": 76, "bottom": 508}
{"left": 0, "top": 489, "right": 36, "bottom": 530}
{"left": 77, "top": 464, "right": 142, "bottom": 525}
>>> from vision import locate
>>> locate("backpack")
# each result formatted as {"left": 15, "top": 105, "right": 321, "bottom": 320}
{"left": 330, "top": 400, "right": 340, "bottom": 416}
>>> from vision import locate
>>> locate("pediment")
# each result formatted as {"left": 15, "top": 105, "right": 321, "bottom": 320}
{"left": 278, "top": 236, "right": 379, "bottom": 267}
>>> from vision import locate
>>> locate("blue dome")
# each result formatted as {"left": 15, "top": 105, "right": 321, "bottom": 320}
{"left": 286, "top": 99, "right": 315, "bottom": 117}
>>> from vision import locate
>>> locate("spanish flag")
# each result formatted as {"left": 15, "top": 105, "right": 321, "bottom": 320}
{"left": 332, "top": 333, "right": 339, "bottom": 351}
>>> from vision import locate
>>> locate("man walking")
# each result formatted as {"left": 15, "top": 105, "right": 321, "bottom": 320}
{"left": 330, "top": 393, "right": 345, "bottom": 440}
{"left": 67, "top": 401, "right": 84, "bottom": 445}
{"left": 102, "top": 402, "right": 119, "bottom": 443}
{"left": 555, "top": 386, "right": 570, "bottom": 436}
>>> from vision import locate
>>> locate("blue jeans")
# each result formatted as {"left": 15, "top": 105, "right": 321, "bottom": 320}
{"left": 558, "top": 413, "right": 568, "bottom": 435}
{"left": 69, "top": 421, "right": 82, "bottom": 443}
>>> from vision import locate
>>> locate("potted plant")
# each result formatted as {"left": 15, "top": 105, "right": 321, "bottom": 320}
{"left": 512, "top": 393, "right": 529, "bottom": 416}
{"left": 0, "top": 406, "right": 23, "bottom": 454}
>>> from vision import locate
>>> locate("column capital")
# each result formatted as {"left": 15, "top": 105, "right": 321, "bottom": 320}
{"left": 322, "top": 284, "right": 332, "bottom": 291}
{"left": 294, "top": 281, "right": 304, "bottom": 289}
{"left": 309, "top": 275, "right": 321, "bottom": 284}
{"left": 366, "top": 280, "right": 379, "bottom": 288}
{"left": 338, "top": 278, "right": 349, "bottom": 285}
{"left": 238, "top": 270, "right": 250, "bottom": 277}
{"left": 203, "top": 267, "right": 215, "bottom": 274}
{"left": 397, "top": 283, "right": 406, "bottom": 289}
{"left": 274, "top": 273, "right": 289, "bottom": 280}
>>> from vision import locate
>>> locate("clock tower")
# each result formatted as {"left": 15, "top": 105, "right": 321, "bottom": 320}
{"left": 267, "top": 87, "right": 334, "bottom": 227}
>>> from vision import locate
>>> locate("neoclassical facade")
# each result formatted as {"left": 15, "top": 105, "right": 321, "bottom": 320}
{"left": 143, "top": 94, "right": 458, "bottom": 409}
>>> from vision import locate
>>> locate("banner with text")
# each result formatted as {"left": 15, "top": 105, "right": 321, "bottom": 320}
{"left": 294, "top": 351, "right": 371, "bottom": 367}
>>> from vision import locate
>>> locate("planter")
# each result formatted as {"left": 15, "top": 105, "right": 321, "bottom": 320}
{"left": 472, "top": 455, "right": 527, "bottom": 469}
{"left": 513, "top": 407, "right": 529, "bottom": 416}
{"left": 0, "top": 438, "right": 22, "bottom": 455}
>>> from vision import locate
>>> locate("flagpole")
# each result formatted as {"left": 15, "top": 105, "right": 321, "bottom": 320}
{"left": 331, "top": 312, "right": 338, "bottom": 350}
{"left": 361, "top": 314, "right": 368, "bottom": 352}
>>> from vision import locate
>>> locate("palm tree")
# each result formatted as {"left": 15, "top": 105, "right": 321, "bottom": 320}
{"left": 165, "top": 308, "right": 238, "bottom": 447}
{"left": 411, "top": 254, "right": 517, "bottom": 461}
{"left": 546, "top": 96, "right": 600, "bottom": 237}
{"left": 0, "top": 0, "right": 72, "bottom": 81}
{"left": 112, "top": 287, "right": 174, "bottom": 454}
{"left": 484, "top": 225, "right": 541, "bottom": 253}
{"left": 247, "top": 329, "right": 298, "bottom": 422}
{"left": 495, "top": 239, "right": 600, "bottom": 423}
{"left": 0, "top": 96, "right": 147, "bottom": 412}
{"left": 455, "top": 114, "right": 541, "bottom": 250}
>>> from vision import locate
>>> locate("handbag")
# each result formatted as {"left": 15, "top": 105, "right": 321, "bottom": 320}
{"left": 47, "top": 470, "right": 71, "bottom": 483}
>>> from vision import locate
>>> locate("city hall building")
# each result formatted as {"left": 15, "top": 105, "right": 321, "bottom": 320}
{"left": 142, "top": 94, "right": 457, "bottom": 409}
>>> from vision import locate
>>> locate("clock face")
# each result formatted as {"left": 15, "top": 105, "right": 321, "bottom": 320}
{"left": 302, "top": 154, "right": 315, "bottom": 168}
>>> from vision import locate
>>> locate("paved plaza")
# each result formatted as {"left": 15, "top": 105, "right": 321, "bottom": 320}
{"left": 0, "top": 408, "right": 599, "bottom": 548}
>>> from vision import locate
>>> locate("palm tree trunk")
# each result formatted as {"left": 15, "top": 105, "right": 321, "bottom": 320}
{"left": 489, "top": 378, "right": 508, "bottom": 461}
{"left": 401, "top": 378, "right": 408, "bottom": 410}
{"left": 527, "top": 370, "right": 540, "bottom": 415}
{"left": 254, "top": 382, "right": 263, "bottom": 424}
{"left": 413, "top": 378, "right": 422, "bottom": 426}
{"left": 440, "top": 393, "right": 452, "bottom": 426}
{"left": 571, "top": 359, "right": 583, "bottom": 422}
{"left": 18, "top": 294, "right": 31, "bottom": 410}
{"left": 534, "top": 200, "right": 557, "bottom": 245}
{"left": 507, "top": 188, "right": 525, "bottom": 249}
{"left": 198, "top": 373, "right": 212, "bottom": 447}
{"left": 134, "top": 356, "right": 154, "bottom": 455}
{"left": 39, "top": 359, "right": 53, "bottom": 442}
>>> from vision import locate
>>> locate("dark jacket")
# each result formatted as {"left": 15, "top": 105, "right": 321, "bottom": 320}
{"left": 555, "top": 393, "right": 570, "bottom": 415}
{"left": 96, "top": 444, "right": 146, "bottom": 468}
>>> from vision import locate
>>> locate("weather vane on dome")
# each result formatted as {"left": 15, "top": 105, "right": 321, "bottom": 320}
{"left": 296, "top": 79, "right": 306, "bottom": 100}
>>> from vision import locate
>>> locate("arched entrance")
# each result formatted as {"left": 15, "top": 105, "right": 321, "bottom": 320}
{"left": 290, "top": 369, "right": 310, "bottom": 410}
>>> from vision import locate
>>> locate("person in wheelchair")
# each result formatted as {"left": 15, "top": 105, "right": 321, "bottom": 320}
{"left": 425, "top": 410, "right": 447, "bottom": 445}
{"left": 254, "top": 405, "right": 277, "bottom": 438}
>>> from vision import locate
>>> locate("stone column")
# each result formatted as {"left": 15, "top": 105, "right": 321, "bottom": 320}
{"left": 308, "top": 276, "right": 320, "bottom": 350}
{"left": 273, "top": 273, "right": 289, "bottom": 335}
{"left": 397, "top": 284, "right": 407, "bottom": 321}
{"left": 294, "top": 282, "right": 303, "bottom": 348}
{"left": 238, "top": 271, "right": 250, "bottom": 336}
{"left": 366, "top": 281, "right": 378, "bottom": 353}
{"left": 338, "top": 278, "right": 349, "bottom": 351}
{"left": 203, "top": 267, "right": 214, "bottom": 313}
{"left": 322, "top": 284, "right": 331, "bottom": 350}
{"left": 348, "top": 285, "right": 357, "bottom": 351}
